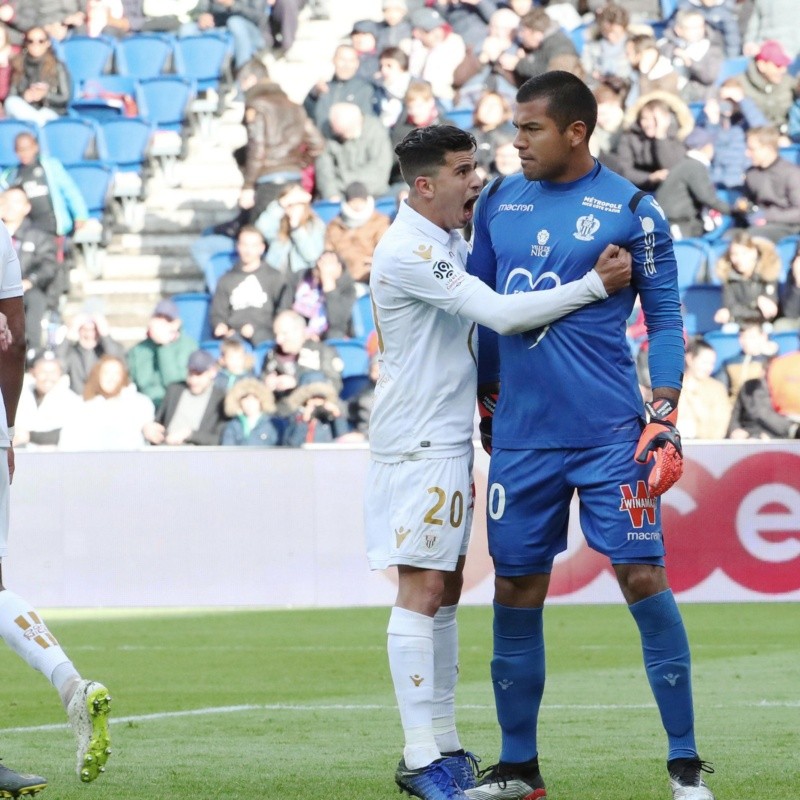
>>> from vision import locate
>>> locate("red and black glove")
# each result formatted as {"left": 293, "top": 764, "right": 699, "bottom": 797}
{"left": 477, "top": 382, "right": 500, "bottom": 455}
{"left": 634, "top": 398, "right": 683, "bottom": 497}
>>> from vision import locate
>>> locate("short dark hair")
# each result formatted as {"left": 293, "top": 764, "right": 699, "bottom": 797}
{"left": 379, "top": 46, "right": 409, "bottom": 70}
{"left": 687, "top": 337, "right": 714, "bottom": 358}
{"left": 394, "top": 125, "right": 476, "bottom": 185}
{"left": 516, "top": 70, "right": 597, "bottom": 138}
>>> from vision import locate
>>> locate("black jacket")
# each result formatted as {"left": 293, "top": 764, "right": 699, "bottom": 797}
{"left": 155, "top": 381, "right": 228, "bottom": 445}
{"left": 12, "top": 219, "right": 59, "bottom": 303}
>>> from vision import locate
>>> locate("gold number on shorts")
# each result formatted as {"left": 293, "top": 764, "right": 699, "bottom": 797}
{"left": 425, "top": 487, "right": 465, "bottom": 528}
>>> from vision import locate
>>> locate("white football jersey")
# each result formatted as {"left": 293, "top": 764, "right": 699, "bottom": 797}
{"left": 0, "top": 221, "right": 23, "bottom": 448}
{"left": 368, "top": 201, "right": 483, "bottom": 463}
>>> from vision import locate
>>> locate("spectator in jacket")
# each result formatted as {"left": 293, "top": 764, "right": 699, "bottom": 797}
{"left": 4, "top": 26, "right": 70, "bottom": 123}
{"left": 221, "top": 377, "right": 280, "bottom": 446}
{"left": 715, "top": 321, "right": 778, "bottom": 398}
{"left": 0, "top": 186, "right": 59, "bottom": 350}
{"left": 291, "top": 249, "right": 356, "bottom": 340}
{"left": 743, "top": 0, "right": 800, "bottom": 61}
{"left": 238, "top": 77, "right": 325, "bottom": 224}
{"left": 702, "top": 77, "right": 768, "bottom": 189}
{"left": 375, "top": 46, "right": 413, "bottom": 128}
{"left": 733, "top": 125, "right": 800, "bottom": 241}
{"left": 128, "top": 298, "right": 198, "bottom": 409}
{"left": 581, "top": 2, "right": 633, "bottom": 85}
{"left": 213, "top": 335, "right": 257, "bottom": 392}
{"left": 624, "top": 33, "right": 680, "bottom": 108}
{"left": 660, "top": 8, "right": 724, "bottom": 103}
{"left": 189, "top": 0, "right": 266, "bottom": 71}
{"left": 14, "top": 350, "right": 81, "bottom": 448}
{"left": 677, "top": 0, "right": 740, "bottom": 59}
{"left": 261, "top": 308, "right": 344, "bottom": 414}
{"left": 55, "top": 312, "right": 126, "bottom": 395}
{"left": 143, "top": 348, "right": 228, "bottom": 445}
{"left": 679, "top": 337, "right": 732, "bottom": 439}
{"left": 779, "top": 240, "right": 800, "bottom": 328}
{"left": 713, "top": 231, "right": 781, "bottom": 326}
{"left": 0, "top": 133, "right": 88, "bottom": 238}
{"left": 727, "top": 372, "right": 800, "bottom": 440}
{"left": 210, "top": 225, "right": 293, "bottom": 345}
{"left": 303, "top": 43, "right": 377, "bottom": 129}
{"left": 324, "top": 181, "right": 390, "bottom": 285}
{"left": 375, "top": 0, "right": 413, "bottom": 53}
{"left": 58, "top": 355, "right": 155, "bottom": 450}
{"left": 590, "top": 78, "right": 628, "bottom": 165}
{"left": 655, "top": 126, "right": 732, "bottom": 239}
{"left": 432, "top": 0, "right": 498, "bottom": 51}
{"left": 315, "top": 102, "right": 393, "bottom": 201}
{"left": 740, "top": 39, "right": 795, "bottom": 133}
{"left": 282, "top": 380, "right": 349, "bottom": 445}
{"left": 407, "top": 6, "right": 466, "bottom": 108}
{"left": 615, "top": 92, "right": 692, "bottom": 190}
{"left": 350, "top": 19, "right": 381, "bottom": 83}
{"left": 468, "top": 88, "right": 516, "bottom": 175}
{"left": 254, "top": 184, "right": 325, "bottom": 279}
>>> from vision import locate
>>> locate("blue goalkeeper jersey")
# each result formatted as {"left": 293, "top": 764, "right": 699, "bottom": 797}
{"left": 467, "top": 160, "right": 684, "bottom": 450}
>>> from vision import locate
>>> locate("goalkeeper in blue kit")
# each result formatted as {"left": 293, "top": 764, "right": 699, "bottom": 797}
{"left": 465, "top": 72, "right": 715, "bottom": 800}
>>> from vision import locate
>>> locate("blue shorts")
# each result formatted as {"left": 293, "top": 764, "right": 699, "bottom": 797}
{"left": 486, "top": 441, "right": 666, "bottom": 576}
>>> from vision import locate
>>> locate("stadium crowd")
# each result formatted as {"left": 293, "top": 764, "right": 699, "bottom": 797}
{"left": 1, "top": 0, "right": 799, "bottom": 448}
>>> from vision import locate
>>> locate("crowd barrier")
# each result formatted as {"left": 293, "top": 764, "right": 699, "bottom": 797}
{"left": 9, "top": 441, "right": 800, "bottom": 607}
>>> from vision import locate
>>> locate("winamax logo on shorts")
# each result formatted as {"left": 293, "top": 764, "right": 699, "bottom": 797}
{"left": 619, "top": 480, "right": 658, "bottom": 528}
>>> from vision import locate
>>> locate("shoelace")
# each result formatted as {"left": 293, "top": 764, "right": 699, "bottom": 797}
{"left": 672, "top": 759, "right": 715, "bottom": 786}
{"left": 474, "top": 763, "right": 511, "bottom": 790}
{"left": 424, "top": 762, "right": 464, "bottom": 796}
{"left": 450, "top": 751, "right": 481, "bottom": 782}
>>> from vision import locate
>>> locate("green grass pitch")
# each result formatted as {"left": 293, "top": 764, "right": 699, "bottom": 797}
{"left": 0, "top": 603, "right": 797, "bottom": 799}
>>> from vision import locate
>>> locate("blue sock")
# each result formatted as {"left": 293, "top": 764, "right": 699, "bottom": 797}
{"left": 491, "top": 602, "right": 545, "bottom": 764}
{"left": 629, "top": 589, "right": 697, "bottom": 761}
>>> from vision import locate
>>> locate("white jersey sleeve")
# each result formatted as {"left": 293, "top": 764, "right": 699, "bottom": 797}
{"left": 0, "top": 222, "right": 23, "bottom": 300}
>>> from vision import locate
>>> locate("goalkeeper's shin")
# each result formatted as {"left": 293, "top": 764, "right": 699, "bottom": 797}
{"left": 477, "top": 382, "right": 499, "bottom": 455}
{"left": 634, "top": 398, "right": 683, "bottom": 497}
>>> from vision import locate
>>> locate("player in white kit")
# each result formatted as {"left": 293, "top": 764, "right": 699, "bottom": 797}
{"left": 363, "top": 125, "right": 632, "bottom": 800}
{"left": 0, "top": 221, "right": 112, "bottom": 796}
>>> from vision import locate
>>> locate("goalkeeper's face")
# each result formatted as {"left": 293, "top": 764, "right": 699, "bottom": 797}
{"left": 513, "top": 97, "right": 578, "bottom": 183}
{"left": 428, "top": 149, "right": 482, "bottom": 231}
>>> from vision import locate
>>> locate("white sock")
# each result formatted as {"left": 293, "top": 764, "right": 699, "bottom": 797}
{"left": 433, "top": 604, "right": 462, "bottom": 754}
{"left": 0, "top": 589, "right": 79, "bottom": 704}
{"left": 387, "top": 606, "right": 440, "bottom": 769}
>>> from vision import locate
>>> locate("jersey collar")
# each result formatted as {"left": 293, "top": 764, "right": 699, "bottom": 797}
{"left": 396, "top": 200, "right": 459, "bottom": 249}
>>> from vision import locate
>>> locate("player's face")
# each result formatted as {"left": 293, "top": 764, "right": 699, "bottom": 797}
{"left": 428, "top": 148, "right": 482, "bottom": 231}
{"left": 513, "top": 98, "right": 574, "bottom": 182}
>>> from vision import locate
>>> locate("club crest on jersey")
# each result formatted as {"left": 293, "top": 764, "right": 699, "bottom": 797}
{"left": 530, "top": 229, "right": 551, "bottom": 257}
{"left": 414, "top": 244, "right": 433, "bottom": 260}
{"left": 619, "top": 481, "right": 658, "bottom": 528}
{"left": 573, "top": 213, "right": 601, "bottom": 241}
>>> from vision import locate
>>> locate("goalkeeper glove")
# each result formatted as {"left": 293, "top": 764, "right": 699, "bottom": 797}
{"left": 634, "top": 398, "right": 683, "bottom": 497}
{"left": 477, "top": 382, "right": 500, "bottom": 455}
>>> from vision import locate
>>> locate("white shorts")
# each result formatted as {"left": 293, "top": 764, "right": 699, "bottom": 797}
{"left": 364, "top": 453, "right": 474, "bottom": 572}
{"left": 0, "top": 449, "right": 8, "bottom": 559}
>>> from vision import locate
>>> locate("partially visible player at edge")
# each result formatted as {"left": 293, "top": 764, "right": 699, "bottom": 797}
{"left": 464, "top": 71, "right": 714, "bottom": 800}
{"left": 364, "top": 123, "right": 632, "bottom": 800}
{"left": 0, "top": 220, "right": 112, "bottom": 797}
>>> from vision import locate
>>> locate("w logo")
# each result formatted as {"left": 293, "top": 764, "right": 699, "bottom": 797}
{"left": 15, "top": 612, "right": 58, "bottom": 649}
{"left": 619, "top": 481, "right": 657, "bottom": 528}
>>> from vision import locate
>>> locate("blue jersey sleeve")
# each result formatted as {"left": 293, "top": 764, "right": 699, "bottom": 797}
{"left": 628, "top": 196, "right": 685, "bottom": 391}
{"left": 467, "top": 182, "right": 500, "bottom": 385}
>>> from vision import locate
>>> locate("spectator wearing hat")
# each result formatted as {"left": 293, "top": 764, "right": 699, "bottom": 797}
{"left": 743, "top": 0, "right": 800, "bottom": 61}
{"left": 303, "top": 43, "right": 377, "bottom": 129}
{"left": 432, "top": 0, "right": 498, "bottom": 51}
{"left": 350, "top": 19, "right": 381, "bottom": 82}
{"left": 314, "top": 102, "right": 393, "bottom": 201}
{"left": 221, "top": 377, "right": 281, "bottom": 446}
{"left": 740, "top": 39, "right": 796, "bottom": 133}
{"left": 733, "top": 125, "right": 800, "bottom": 242}
{"left": 407, "top": 6, "right": 467, "bottom": 108}
{"left": 655, "top": 125, "right": 732, "bottom": 238}
{"left": 324, "top": 181, "right": 391, "bottom": 285}
{"left": 375, "top": 0, "right": 413, "bottom": 53}
{"left": 14, "top": 350, "right": 81, "bottom": 449}
{"left": 142, "top": 349, "right": 228, "bottom": 446}
{"left": 210, "top": 225, "right": 293, "bottom": 345}
{"left": 128, "top": 298, "right": 198, "bottom": 410}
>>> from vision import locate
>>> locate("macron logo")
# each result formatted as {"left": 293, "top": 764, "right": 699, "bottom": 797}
{"left": 498, "top": 203, "right": 534, "bottom": 212}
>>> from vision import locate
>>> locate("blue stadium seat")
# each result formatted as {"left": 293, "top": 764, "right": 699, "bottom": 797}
{"left": 770, "top": 330, "right": 799, "bottom": 355}
{"left": 171, "top": 292, "right": 213, "bottom": 343}
{"left": 446, "top": 107, "right": 475, "bottom": 130}
{"left": 135, "top": 76, "right": 195, "bottom": 133}
{"left": 567, "top": 23, "right": 590, "bottom": 56}
{"left": 682, "top": 284, "right": 723, "bottom": 335}
{"left": 173, "top": 33, "right": 230, "bottom": 93}
{"left": 688, "top": 101, "right": 706, "bottom": 125}
{"left": 673, "top": 239, "right": 708, "bottom": 291}
{"left": 66, "top": 161, "right": 114, "bottom": 221}
{"left": 716, "top": 55, "right": 748, "bottom": 85}
{"left": 99, "top": 116, "right": 152, "bottom": 173}
{"left": 311, "top": 199, "right": 341, "bottom": 224}
{"left": 199, "top": 338, "right": 223, "bottom": 362}
{"left": 252, "top": 339, "right": 275, "bottom": 374}
{"left": 0, "top": 119, "right": 38, "bottom": 169}
{"left": 703, "top": 330, "right": 741, "bottom": 365}
{"left": 58, "top": 36, "right": 115, "bottom": 86}
{"left": 40, "top": 117, "right": 106, "bottom": 166}
{"left": 779, "top": 143, "right": 800, "bottom": 165}
{"left": 351, "top": 293, "right": 375, "bottom": 344}
{"left": 207, "top": 250, "right": 237, "bottom": 294}
{"left": 660, "top": 0, "right": 678, "bottom": 20}
{"left": 328, "top": 338, "right": 371, "bottom": 399}
{"left": 776, "top": 234, "right": 800, "bottom": 283}
{"left": 115, "top": 33, "right": 175, "bottom": 79}
{"left": 375, "top": 194, "right": 399, "bottom": 220}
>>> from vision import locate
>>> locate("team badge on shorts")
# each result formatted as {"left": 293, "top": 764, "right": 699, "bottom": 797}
{"left": 619, "top": 480, "right": 658, "bottom": 527}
